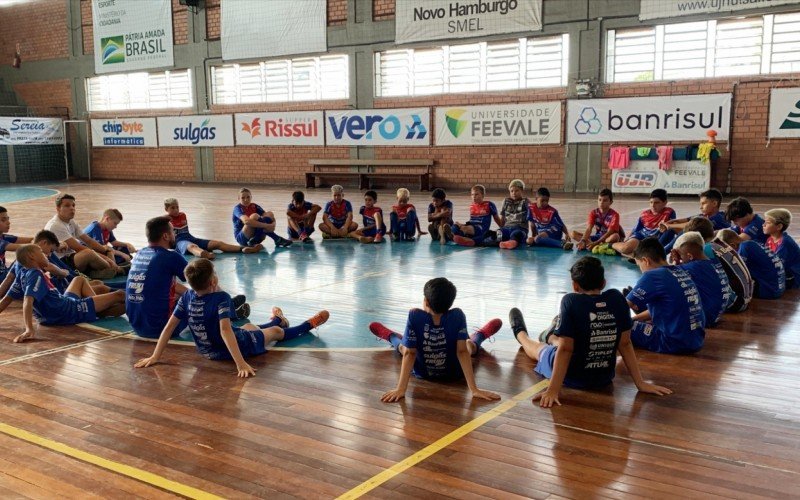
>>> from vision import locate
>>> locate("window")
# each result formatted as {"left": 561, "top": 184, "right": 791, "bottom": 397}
{"left": 606, "top": 12, "right": 800, "bottom": 82}
{"left": 375, "top": 34, "right": 569, "bottom": 97}
{"left": 210, "top": 54, "right": 349, "bottom": 105}
{"left": 86, "top": 70, "right": 192, "bottom": 111}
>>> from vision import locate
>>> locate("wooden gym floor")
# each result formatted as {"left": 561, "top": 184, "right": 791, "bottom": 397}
{"left": 0, "top": 181, "right": 799, "bottom": 499}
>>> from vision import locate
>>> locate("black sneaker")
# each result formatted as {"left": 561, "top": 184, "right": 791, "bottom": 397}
{"left": 232, "top": 294, "right": 246, "bottom": 308}
{"left": 508, "top": 307, "right": 527, "bottom": 345}
{"left": 275, "top": 237, "right": 293, "bottom": 248}
{"left": 235, "top": 302, "right": 251, "bottom": 320}
{"left": 539, "top": 316, "right": 559, "bottom": 343}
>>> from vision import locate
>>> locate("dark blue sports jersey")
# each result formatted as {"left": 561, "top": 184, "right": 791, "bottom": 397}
{"left": 627, "top": 266, "right": 706, "bottom": 353}
{"left": 467, "top": 201, "right": 498, "bottom": 232}
{"left": 738, "top": 240, "right": 786, "bottom": 299}
{"left": 126, "top": 246, "right": 188, "bottom": 338}
{"left": 83, "top": 221, "right": 116, "bottom": 245}
{"left": 680, "top": 259, "right": 733, "bottom": 326}
{"left": 13, "top": 254, "right": 76, "bottom": 295}
{"left": 0, "top": 234, "right": 19, "bottom": 282}
{"left": 706, "top": 211, "right": 729, "bottom": 231}
{"left": 22, "top": 267, "right": 93, "bottom": 325}
{"left": 173, "top": 290, "right": 240, "bottom": 359}
{"left": 553, "top": 289, "right": 632, "bottom": 388}
{"left": 769, "top": 233, "right": 800, "bottom": 288}
{"left": 733, "top": 214, "right": 767, "bottom": 244}
{"left": 401, "top": 308, "right": 469, "bottom": 380}
{"left": 528, "top": 204, "right": 566, "bottom": 235}
{"left": 288, "top": 201, "right": 313, "bottom": 217}
{"left": 428, "top": 200, "right": 454, "bottom": 225}
{"left": 324, "top": 200, "right": 353, "bottom": 227}
{"left": 232, "top": 203, "right": 265, "bottom": 235}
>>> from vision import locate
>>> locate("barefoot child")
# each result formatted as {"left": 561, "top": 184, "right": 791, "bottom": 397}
{"left": 286, "top": 191, "right": 321, "bottom": 243}
{"left": 389, "top": 188, "right": 426, "bottom": 241}
{"left": 349, "top": 190, "right": 386, "bottom": 244}
{"left": 497, "top": 179, "right": 530, "bottom": 250}
{"left": 319, "top": 185, "right": 358, "bottom": 239}
{"left": 427, "top": 189, "right": 454, "bottom": 244}
{"left": 572, "top": 189, "right": 623, "bottom": 253}
{"left": 232, "top": 188, "right": 293, "bottom": 250}
{"left": 166, "top": 198, "right": 259, "bottom": 259}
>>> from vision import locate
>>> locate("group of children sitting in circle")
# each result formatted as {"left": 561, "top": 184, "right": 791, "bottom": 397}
{"left": 0, "top": 182, "right": 797, "bottom": 405}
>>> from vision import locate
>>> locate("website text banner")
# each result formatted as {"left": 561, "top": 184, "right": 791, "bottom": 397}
{"left": 221, "top": 0, "right": 326, "bottom": 61}
{"left": 92, "top": 0, "right": 174, "bottom": 74}
{"left": 396, "top": 0, "right": 542, "bottom": 45}
{"left": 435, "top": 102, "right": 560, "bottom": 146}
{"left": 639, "top": 0, "right": 800, "bottom": 20}
{"left": 157, "top": 115, "right": 234, "bottom": 147}
{"left": 235, "top": 112, "right": 325, "bottom": 146}
{"left": 567, "top": 94, "right": 731, "bottom": 143}
{"left": 0, "top": 117, "right": 64, "bottom": 145}
{"left": 325, "top": 108, "right": 431, "bottom": 146}
{"left": 612, "top": 161, "right": 710, "bottom": 195}
{"left": 90, "top": 118, "right": 157, "bottom": 147}
{"left": 768, "top": 88, "right": 800, "bottom": 138}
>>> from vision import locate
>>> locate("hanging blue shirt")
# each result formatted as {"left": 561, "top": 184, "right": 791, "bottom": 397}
{"left": 680, "top": 259, "right": 733, "bottom": 327}
{"left": 738, "top": 240, "right": 785, "bottom": 299}
{"left": 733, "top": 214, "right": 767, "bottom": 245}
{"left": 401, "top": 308, "right": 469, "bottom": 380}
{"left": 126, "top": 246, "right": 188, "bottom": 338}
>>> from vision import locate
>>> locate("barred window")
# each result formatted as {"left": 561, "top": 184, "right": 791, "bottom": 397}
{"left": 375, "top": 34, "right": 569, "bottom": 97}
{"left": 210, "top": 54, "right": 349, "bottom": 105}
{"left": 86, "top": 70, "right": 192, "bottom": 111}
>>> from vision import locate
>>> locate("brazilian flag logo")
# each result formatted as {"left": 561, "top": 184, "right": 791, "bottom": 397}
{"left": 101, "top": 36, "right": 125, "bottom": 65}
{"left": 780, "top": 99, "right": 800, "bottom": 129}
{"left": 445, "top": 109, "right": 468, "bottom": 138}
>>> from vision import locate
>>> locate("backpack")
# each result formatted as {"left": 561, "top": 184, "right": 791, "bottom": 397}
{"left": 710, "top": 241, "right": 754, "bottom": 312}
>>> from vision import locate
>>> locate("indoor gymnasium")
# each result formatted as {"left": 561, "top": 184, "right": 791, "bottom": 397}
{"left": 0, "top": 0, "right": 799, "bottom": 498}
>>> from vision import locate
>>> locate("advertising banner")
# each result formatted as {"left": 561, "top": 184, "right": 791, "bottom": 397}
{"left": 325, "top": 108, "right": 430, "bottom": 146}
{"left": 612, "top": 161, "right": 710, "bottom": 195}
{"left": 221, "top": 0, "right": 326, "bottom": 60}
{"left": 768, "top": 88, "right": 800, "bottom": 139}
{"left": 92, "top": 0, "right": 174, "bottom": 74}
{"left": 0, "top": 117, "right": 63, "bottom": 145}
{"left": 396, "top": 0, "right": 542, "bottom": 44}
{"left": 157, "top": 115, "right": 234, "bottom": 147}
{"left": 567, "top": 94, "right": 731, "bottom": 143}
{"left": 90, "top": 118, "right": 157, "bottom": 147}
{"left": 235, "top": 112, "right": 325, "bottom": 146}
{"left": 435, "top": 102, "right": 560, "bottom": 145}
{"left": 640, "top": 0, "right": 800, "bottom": 20}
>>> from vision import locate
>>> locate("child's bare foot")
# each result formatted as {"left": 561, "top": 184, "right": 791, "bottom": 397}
{"left": 200, "top": 250, "right": 216, "bottom": 260}
{"left": 271, "top": 307, "right": 289, "bottom": 328}
{"left": 242, "top": 244, "right": 263, "bottom": 254}
{"left": 14, "top": 330, "right": 35, "bottom": 343}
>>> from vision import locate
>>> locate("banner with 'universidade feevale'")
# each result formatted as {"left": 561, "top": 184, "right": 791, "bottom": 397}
{"left": 92, "top": 0, "right": 174, "bottom": 74}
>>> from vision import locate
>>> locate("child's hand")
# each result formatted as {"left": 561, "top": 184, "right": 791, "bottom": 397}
{"left": 532, "top": 389, "right": 561, "bottom": 408}
{"left": 637, "top": 382, "right": 672, "bottom": 396}
{"left": 669, "top": 249, "right": 682, "bottom": 265}
{"left": 13, "top": 328, "right": 35, "bottom": 343}
{"left": 381, "top": 389, "right": 405, "bottom": 402}
{"left": 134, "top": 356, "right": 159, "bottom": 368}
{"left": 118, "top": 252, "right": 132, "bottom": 263}
{"left": 236, "top": 362, "right": 256, "bottom": 378}
{"left": 526, "top": 236, "right": 535, "bottom": 246}
{"left": 126, "top": 243, "right": 137, "bottom": 254}
{"left": 471, "top": 389, "right": 500, "bottom": 401}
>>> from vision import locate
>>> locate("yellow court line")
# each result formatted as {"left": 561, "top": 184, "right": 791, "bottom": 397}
{"left": 337, "top": 379, "right": 550, "bottom": 500}
{"left": 0, "top": 422, "right": 223, "bottom": 500}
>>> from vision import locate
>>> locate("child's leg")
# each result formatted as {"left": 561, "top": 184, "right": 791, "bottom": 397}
{"left": 207, "top": 240, "right": 245, "bottom": 253}
{"left": 187, "top": 242, "right": 216, "bottom": 260}
{"left": 369, "top": 322, "right": 403, "bottom": 352}
{"left": 89, "top": 280, "right": 111, "bottom": 294}
{"left": 612, "top": 237, "right": 639, "bottom": 255}
{"left": 91, "top": 290, "right": 126, "bottom": 316}
{"left": 534, "top": 231, "right": 566, "bottom": 248}
{"left": 73, "top": 248, "right": 112, "bottom": 273}
{"left": 570, "top": 229, "right": 585, "bottom": 241}
{"left": 658, "top": 229, "right": 676, "bottom": 248}
{"left": 389, "top": 212, "right": 400, "bottom": 236}
{"left": 66, "top": 276, "right": 96, "bottom": 298}
{"left": 288, "top": 218, "right": 302, "bottom": 238}
{"left": 406, "top": 210, "right": 419, "bottom": 237}
{"left": 258, "top": 310, "right": 329, "bottom": 340}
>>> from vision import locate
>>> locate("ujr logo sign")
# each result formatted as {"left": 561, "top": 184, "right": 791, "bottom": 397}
{"left": 325, "top": 109, "right": 430, "bottom": 146}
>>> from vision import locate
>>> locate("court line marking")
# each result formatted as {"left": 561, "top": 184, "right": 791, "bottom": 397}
{"left": 0, "top": 332, "right": 128, "bottom": 367}
{"left": 337, "top": 379, "right": 550, "bottom": 500}
{"left": 0, "top": 187, "right": 60, "bottom": 205}
{"left": 0, "top": 422, "right": 222, "bottom": 499}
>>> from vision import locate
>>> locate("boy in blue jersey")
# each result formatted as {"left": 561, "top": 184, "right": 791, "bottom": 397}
{"left": 389, "top": 188, "right": 426, "bottom": 241}
{"left": 626, "top": 237, "right": 706, "bottom": 354}
{"left": 764, "top": 209, "right": 800, "bottom": 289}
{"left": 661, "top": 189, "right": 728, "bottom": 252}
{"left": 427, "top": 188, "right": 454, "bottom": 244}
{"left": 452, "top": 185, "right": 502, "bottom": 247}
{"left": 508, "top": 256, "right": 671, "bottom": 408}
{"left": 286, "top": 191, "right": 321, "bottom": 243}
{"left": 8, "top": 244, "right": 125, "bottom": 343}
{"left": 164, "top": 198, "right": 259, "bottom": 259}
{"left": 0, "top": 206, "right": 33, "bottom": 283}
{"left": 319, "top": 185, "right": 358, "bottom": 239}
{"left": 613, "top": 189, "right": 676, "bottom": 257}
{"left": 232, "top": 188, "right": 293, "bottom": 250}
{"left": 83, "top": 209, "right": 137, "bottom": 266}
{"left": 497, "top": 179, "right": 530, "bottom": 250}
{"left": 526, "top": 187, "right": 573, "bottom": 250}
{"left": 725, "top": 197, "right": 767, "bottom": 244}
{"left": 572, "top": 189, "right": 623, "bottom": 253}
{"left": 349, "top": 190, "right": 386, "bottom": 244}
{"left": 670, "top": 232, "right": 733, "bottom": 327}
{"left": 369, "top": 277, "right": 502, "bottom": 402}
{"left": 134, "top": 258, "right": 329, "bottom": 377}
{"left": 717, "top": 229, "right": 786, "bottom": 299}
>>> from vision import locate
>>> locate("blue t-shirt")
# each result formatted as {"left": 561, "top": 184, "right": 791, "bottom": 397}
{"left": 0, "top": 234, "right": 19, "bottom": 282}
{"left": 173, "top": 290, "right": 242, "bottom": 360}
{"left": 528, "top": 205, "right": 566, "bottom": 235}
{"left": 83, "top": 221, "right": 116, "bottom": 245}
{"left": 553, "top": 289, "right": 632, "bottom": 388}
{"left": 467, "top": 201, "right": 498, "bottom": 232}
{"left": 627, "top": 266, "right": 706, "bottom": 353}
{"left": 324, "top": 200, "right": 353, "bottom": 227}
{"left": 680, "top": 259, "right": 733, "bottom": 327}
{"left": 738, "top": 240, "right": 786, "bottom": 299}
{"left": 126, "top": 246, "right": 188, "bottom": 338}
{"left": 705, "top": 211, "right": 729, "bottom": 231}
{"left": 773, "top": 233, "right": 800, "bottom": 288}
{"left": 733, "top": 214, "right": 767, "bottom": 244}
{"left": 232, "top": 203, "right": 265, "bottom": 235}
{"left": 6, "top": 261, "right": 25, "bottom": 300}
{"left": 12, "top": 255, "right": 76, "bottom": 295}
{"left": 22, "top": 267, "right": 92, "bottom": 325}
{"left": 428, "top": 200, "right": 454, "bottom": 225}
{"left": 401, "top": 308, "right": 469, "bottom": 380}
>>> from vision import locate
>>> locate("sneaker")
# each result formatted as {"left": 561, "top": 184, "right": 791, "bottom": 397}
{"left": 232, "top": 294, "right": 246, "bottom": 308}
{"left": 562, "top": 240, "right": 574, "bottom": 251}
{"left": 374, "top": 233, "right": 384, "bottom": 243}
{"left": 235, "top": 302, "right": 251, "bottom": 320}
{"left": 474, "top": 318, "right": 502, "bottom": 340}
{"left": 508, "top": 307, "right": 527, "bottom": 345}
{"left": 369, "top": 321, "right": 396, "bottom": 342}
{"left": 307, "top": 310, "right": 330, "bottom": 329}
{"left": 275, "top": 237, "right": 293, "bottom": 248}
{"left": 539, "top": 316, "right": 558, "bottom": 343}
{"left": 499, "top": 240, "right": 519, "bottom": 250}
{"left": 453, "top": 235, "right": 476, "bottom": 247}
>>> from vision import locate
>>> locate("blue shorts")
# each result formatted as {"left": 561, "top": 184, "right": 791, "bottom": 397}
{"left": 500, "top": 226, "right": 528, "bottom": 241}
{"left": 207, "top": 327, "right": 267, "bottom": 360}
{"left": 235, "top": 229, "right": 265, "bottom": 246}
{"left": 328, "top": 219, "right": 347, "bottom": 229}
{"left": 176, "top": 235, "right": 211, "bottom": 255}
{"left": 41, "top": 292, "right": 97, "bottom": 325}
{"left": 590, "top": 233, "right": 604, "bottom": 242}
{"left": 534, "top": 344, "right": 612, "bottom": 389}
{"left": 362, "top": 225, "right": 385, "bottom": 237}
{"left": 628, "top": 229, "right": 657, "bottom": 242}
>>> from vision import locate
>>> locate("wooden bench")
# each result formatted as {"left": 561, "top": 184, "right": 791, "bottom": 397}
{"left": 306, "top": 159, "right": 433, "bottom": 191}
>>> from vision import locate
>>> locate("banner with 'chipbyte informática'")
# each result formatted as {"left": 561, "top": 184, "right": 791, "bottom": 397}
{"left": 90, "top": 118, "right": 157, "bottom": 147}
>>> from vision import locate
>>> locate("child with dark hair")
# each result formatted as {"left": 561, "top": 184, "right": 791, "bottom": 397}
{"left": 427, "top": 188, "right": 454, "bottom": 244}
{"left": 509, "top": 256, "right": 671, "bottom": 407}
{"left": 526, "top": 186, "right": 573, "bottom": 251}
{"left": 350, "top": 190, "right": 386, "bottom": 244}
{"left": 684, "top": 217, "right": 716, "bottom": 259}
{"left": 135, "top": 258, "right": 329, "bottom": 378}
{"left": 763, "top": 208, "right": 800, "bottom": 289}
{"left": 452, "top": 185, "right": 502, "bottom": 247}
{"left": 661, "top": 188, "right": 727, "bottom": 252}
{"left": 572, "top": 189, "right": 623, "bottom": 253}
{"left": 626, "top": 237, "right": 706, "bottom": 354}
{"left": 286, "top": 191, "right": 321, "bottom": 243}
{"left": 613, "top": 189, "right": 676, "bottom": 257}
{"left": 369, "top": 277, "right": 502, "bottom": 402}
{"left": 717, "top": 229, "right": 785, "bottom": 300}
{"left": 0, "top": 205, "right": 33, "bottom": 283}
{"left": 725, "top": 197, "right": 767, "bottom": 244}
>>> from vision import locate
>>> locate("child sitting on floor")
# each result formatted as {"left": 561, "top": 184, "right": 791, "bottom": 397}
{"left": 369, "top": 277, "right": 502, "bottom": 402}
{"left": 427, "top": 188, "right": 454, "bottom": 244}
{"left": 286, "top": 191, "right": 321, "bottom": 243}
{"left": 83, "top": 209, "right": 137, "bottom": 266}
{"left": 612, "top": 188, "right": 676, "bottom": 257}
{"left": 717, "top": 229, "right": 785, "bottom": 300}
{"left": 319, "top": 185, "right": 358, "bottom": 239}
{"left": 452, "top": 185, "right": 502, "bottom": 247}
{"left": 526, "top": 187, "right": 573, "bottom": 251}
{"left": 763, "top": 208, "right": 800, "bottom": 289}
{"left": 497, "top": 179, "right": 530, "bottom": 250}
{"left": 389, "top": 188, "right": 426, "bottom": 241}
{"left": 725, "top": 197, "right": 767, "bottom": 244}
{"left": 134, "top": 258, "right": 329, "bottom": 378}
{"left": 572, "top": 189, "right": 623, "bottom": 253}
{"left": 166, "top": 198, "right": 259, "bottom": 259}
{"left": 350, "top": 190, "right": 386, "bottom": 244}
{"left": 509, "top": 256, "right": 671, "bottom": 408}
{"left": 232, "top": 188, "right": 293, "bottom": 250}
